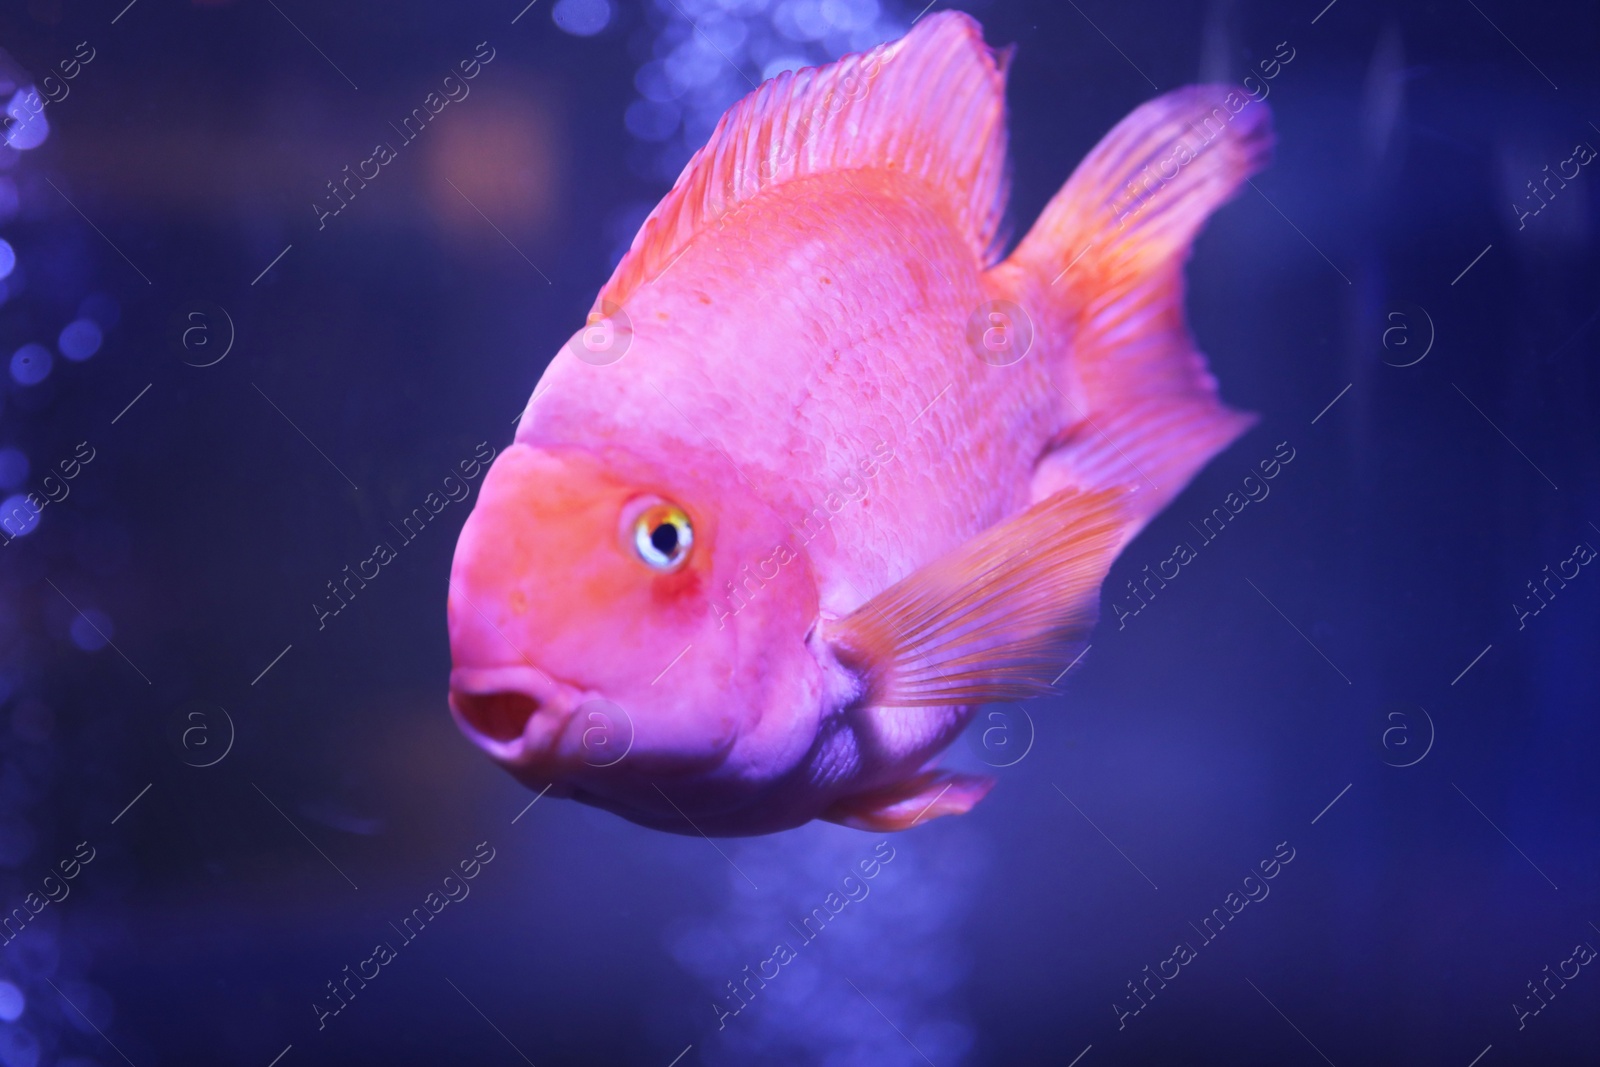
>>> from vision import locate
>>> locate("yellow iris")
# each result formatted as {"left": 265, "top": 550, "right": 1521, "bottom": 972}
{"left": 633, "top": 503, "right": 693, "bottom": 570}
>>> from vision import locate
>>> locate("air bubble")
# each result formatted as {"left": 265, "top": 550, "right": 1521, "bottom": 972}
{"left": 9, "top": 344, "right": 50, "bottom": 386}
{"left": 58, "top": 319, "right": 102, "bottom": 362}
{"left": 552, "top": 0, "right": 612, "bottom": 36}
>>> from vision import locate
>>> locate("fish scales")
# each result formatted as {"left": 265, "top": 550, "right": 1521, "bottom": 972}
{"left": 532, "top": 172, "right": 1055, "bottom": 613}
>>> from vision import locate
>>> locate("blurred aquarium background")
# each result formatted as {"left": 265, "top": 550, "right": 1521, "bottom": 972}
{"left": 0, "top": 0, "right": 1597, "bottom": 1064}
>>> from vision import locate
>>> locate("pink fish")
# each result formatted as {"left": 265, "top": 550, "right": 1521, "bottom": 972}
{"left": 447, "top": 13, "right": 1270, "bottom": 835}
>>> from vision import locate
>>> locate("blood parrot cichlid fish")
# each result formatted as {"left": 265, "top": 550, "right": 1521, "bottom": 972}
{"left": 447, "top": 12, "right": 1270, "bottom": 835}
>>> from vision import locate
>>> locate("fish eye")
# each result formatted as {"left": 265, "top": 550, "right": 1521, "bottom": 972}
{"left": 630, "top": 501, "right": 693, "bottom": 571}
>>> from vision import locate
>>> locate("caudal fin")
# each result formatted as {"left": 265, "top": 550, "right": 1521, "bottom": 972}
{"left": 1009, "top": 86, "right": 1271, "bottom": 537}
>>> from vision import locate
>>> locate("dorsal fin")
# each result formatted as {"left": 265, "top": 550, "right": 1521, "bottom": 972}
{"left": 596, "top": 11, "right": 1010, "bottom": 312}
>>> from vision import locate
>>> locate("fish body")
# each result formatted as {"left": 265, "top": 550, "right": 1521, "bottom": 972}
{"left": 447, "top": 13, "right": 1270, "bottom": 835}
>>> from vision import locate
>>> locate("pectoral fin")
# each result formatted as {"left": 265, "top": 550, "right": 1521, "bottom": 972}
{"left": 824, "top": 487, "right": 1125, "bottom": 707}
{"left": 823, "top": 769, "right": 995, "bottom": 831}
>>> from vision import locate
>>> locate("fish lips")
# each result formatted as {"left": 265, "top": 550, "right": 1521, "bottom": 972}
{"left": 448, "top": 665, "right": 581, "bottom": 767}
{"left": 448, "top": 665, "right": 733, "bottom": 784}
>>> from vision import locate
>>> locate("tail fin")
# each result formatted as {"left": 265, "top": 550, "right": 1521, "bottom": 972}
{"left": 1008, "top": 86, "right": 1271, "bottom": 536}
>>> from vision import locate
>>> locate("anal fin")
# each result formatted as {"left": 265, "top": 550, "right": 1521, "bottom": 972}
{"left": 823, "top": 769, "right": 995, "bottom": 832}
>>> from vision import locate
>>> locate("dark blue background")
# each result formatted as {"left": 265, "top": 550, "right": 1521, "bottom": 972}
{"left": 0, "top": 0, "right": 1596, "bottom": 1064}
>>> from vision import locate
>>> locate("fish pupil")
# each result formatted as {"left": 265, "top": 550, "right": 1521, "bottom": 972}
{"left": 650, "top": 523, "right": 679, "bottom": 557}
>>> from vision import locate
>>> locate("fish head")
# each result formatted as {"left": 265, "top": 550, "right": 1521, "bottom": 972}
{"left": 447, "top": 441, "right": 826, "bottom": 829}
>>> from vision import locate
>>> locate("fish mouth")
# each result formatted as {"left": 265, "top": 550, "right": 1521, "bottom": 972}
{"left": 448, "top": 665, "right": 586, "bottom": 766}
{"left": 457, "top": 690, "right": 540, "bottom": 743}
